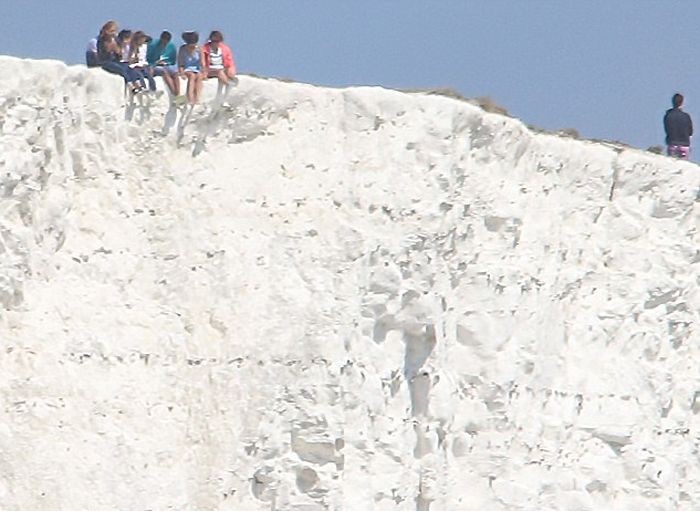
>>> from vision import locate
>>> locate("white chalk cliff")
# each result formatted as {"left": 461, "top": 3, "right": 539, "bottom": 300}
{"left": 0, "top": 56, "right": 698, "bottom": 510}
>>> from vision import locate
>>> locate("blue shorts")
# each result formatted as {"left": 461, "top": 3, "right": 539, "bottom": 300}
{"left": 151, "top": 65, "right": 178, "bottom": 76}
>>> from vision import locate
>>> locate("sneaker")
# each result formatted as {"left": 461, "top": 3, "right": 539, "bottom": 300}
{"left": 174, "top": 95, "right": 187, "bottom": 106}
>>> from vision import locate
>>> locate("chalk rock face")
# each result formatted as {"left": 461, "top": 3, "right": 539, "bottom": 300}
{"left": 0, "top": 56, "right": 698, "bottom": 510}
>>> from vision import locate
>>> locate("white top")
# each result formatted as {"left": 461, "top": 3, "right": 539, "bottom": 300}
{"left": 209, "top": 47, "right": 224, "bottom": 70}
{"left": 130, "top": 44, "right": 149, "bottom": 68}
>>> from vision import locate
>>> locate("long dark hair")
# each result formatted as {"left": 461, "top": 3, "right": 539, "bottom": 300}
{"left": 129, "top": 31, "right": 147, "bottom": 62}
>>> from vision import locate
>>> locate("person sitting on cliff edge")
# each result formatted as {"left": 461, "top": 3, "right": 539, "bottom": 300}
{"left": 202, "top": 30, "right": 237, "bottom": 87}
{"left": 147, "top": 31, "right": 180, "bottom": 98}
{"left": 664, "top": 93, "right": 693, "bottom": 159}
{"left": 96, "top": 21, "right": 144, "bottom": 95}
{"left": 177, "top": 31, "right": 204, "bottom": 105}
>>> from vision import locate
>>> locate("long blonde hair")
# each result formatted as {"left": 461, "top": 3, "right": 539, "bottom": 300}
{"left": 98, "top": 20, "right": 120, "bottom": 57}
{"left": 99, "top": 20, "right": 118, "bottom": 39}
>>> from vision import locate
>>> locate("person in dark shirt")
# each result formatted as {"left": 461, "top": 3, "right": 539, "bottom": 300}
{"left": 663, "top": 93, "right": 693, "bottom": 159}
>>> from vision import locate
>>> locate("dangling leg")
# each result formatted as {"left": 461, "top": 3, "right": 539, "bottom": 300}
{"left": 161, "top": 71, "right": 175, "bottom": 96}
{"left": 171, "top": 68, "right": 181, "bottom": 97}
{"left": 185, "top": 72, "right": 196, "bottom": 104}
{"left": 194, "top": 72, "right": 204, "bottom": 104}
{"left": 145, "top": 67, "right": 157, "bottom": 92}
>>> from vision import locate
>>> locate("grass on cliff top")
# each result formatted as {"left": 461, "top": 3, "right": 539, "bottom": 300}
{"left": 404, "top": 87, "right": 652, "bottom": 154}
{"left": 242, "top": 75, "right": 659, "bottom": 156}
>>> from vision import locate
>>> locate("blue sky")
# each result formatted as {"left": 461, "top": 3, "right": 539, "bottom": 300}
{"left": 2, "top": 1, "right": 699, "bottom": 154}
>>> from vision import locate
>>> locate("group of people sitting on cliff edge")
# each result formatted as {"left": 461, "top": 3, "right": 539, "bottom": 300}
{"left": 86, "top": 20, "right": 236, "bottom": 105}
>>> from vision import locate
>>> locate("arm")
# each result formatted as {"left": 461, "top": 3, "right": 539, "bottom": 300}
{"left": 98, "top": 37, "right": 119, "bottom": 61}
{"left": 128, "top": 46, "right": 138, "bottom": 66}
{"left": 166, "top": 44, "right": 177, "bottom": 65}
{"left": 146, "top": 42, "right": 158, "bottom": 66}
{"left": 198, "top": 46, "right": 205, "bottom": 73}
{"left": 177, "top": 46, "right": 185, "bottom": 75}
{"left": 139, "top": 45, "right": 149, "bottom": 67}
{"left": 223, "top": 44, "right": 236, "bottom": 75}
{"left": 200, "top": 44, "right": 209, "bottom": 75}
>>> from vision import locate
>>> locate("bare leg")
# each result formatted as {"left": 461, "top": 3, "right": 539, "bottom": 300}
{"left": 186, "top": 73, "right": 196, "bottom": 104}
{"left": 194, "top": 73, "right": 204, "bottom": 103}
{"left": 171, "top": 72, "right": 180, "bottom": 96}
{"left": 145, "top": 67, "right": 156, "bottom": 91}
{"left": 216, "top": 69, "right": 229, "bottom": 86}
{"left": 162, "top": 72, "right": 175, "bottom": 96}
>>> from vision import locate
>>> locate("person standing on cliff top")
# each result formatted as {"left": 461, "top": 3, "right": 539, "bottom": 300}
{"left": 664, "top": 93, "right": 693, "bottom": 159}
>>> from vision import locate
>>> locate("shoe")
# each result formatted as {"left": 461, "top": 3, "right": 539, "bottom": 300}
{"left": 174, "top": 95, "right": 187, "bottom": 106}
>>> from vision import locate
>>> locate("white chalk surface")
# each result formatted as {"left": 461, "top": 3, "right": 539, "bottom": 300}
{"left": 0, "top": 56, "right": 698, "bottom": 510}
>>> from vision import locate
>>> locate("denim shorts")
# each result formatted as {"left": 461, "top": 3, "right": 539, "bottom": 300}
{"left": 151, "top": 64, "right": 178, "bottom": 76}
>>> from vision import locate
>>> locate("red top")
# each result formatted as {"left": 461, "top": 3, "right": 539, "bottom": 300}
{"left": 202, "top": 41, "right": 236, "bottom": 74}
